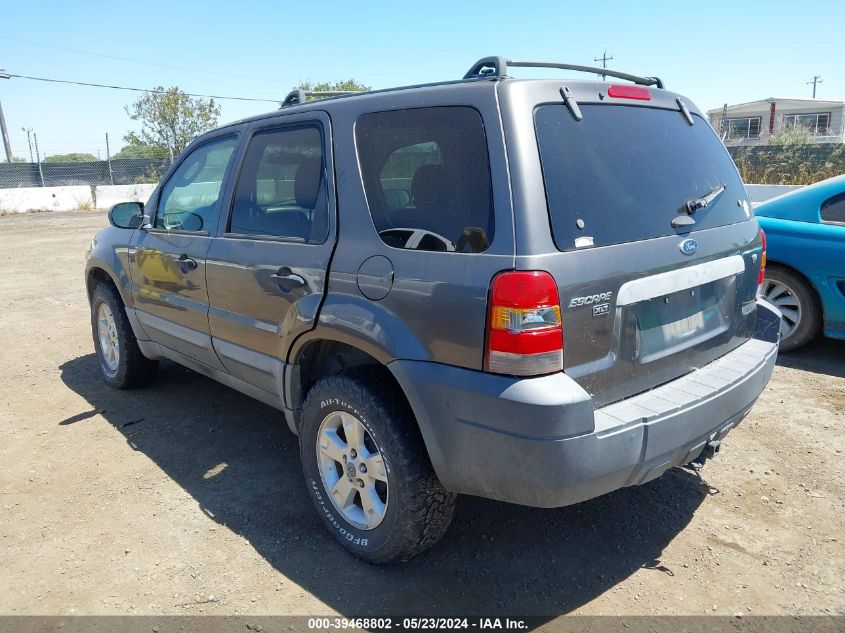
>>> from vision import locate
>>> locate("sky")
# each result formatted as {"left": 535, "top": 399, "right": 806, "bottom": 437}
{"left": 1, "top": 0, "right": 843, "bottom": 160}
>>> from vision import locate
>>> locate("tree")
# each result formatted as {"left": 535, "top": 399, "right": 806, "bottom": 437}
{"left": 296, "top": 79, "right": 370, "bottom": 101}
{"left": 124, "top": 87, "right": 221, "bottom": 161}
{"left": 43, "top": 153, "right": 99, "bottom": 163}
{"left": 111, "top": 144, "right": 169, "bottom": 160}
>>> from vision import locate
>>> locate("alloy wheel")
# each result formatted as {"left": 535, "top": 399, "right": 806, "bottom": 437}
{"left": 763, "top": 278, "right": 802, "bottom": 340}
{"left": 96, "top": 303, "right": 120, "bottom": 372}
{"left": 316, "top": 411, "right": 389, "bottom": 530}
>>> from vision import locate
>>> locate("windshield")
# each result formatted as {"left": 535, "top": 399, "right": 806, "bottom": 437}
{"left": 534, "top": 104, "right": 749, "bottom": 251}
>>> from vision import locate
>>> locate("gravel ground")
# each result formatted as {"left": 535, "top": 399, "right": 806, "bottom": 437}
{"left": 0, "top": 211, "right": 842, "bottom": 624}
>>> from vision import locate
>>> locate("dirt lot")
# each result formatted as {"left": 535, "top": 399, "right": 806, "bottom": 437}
{"left": 0, "top": 211, "right": 843, "bottom": 624}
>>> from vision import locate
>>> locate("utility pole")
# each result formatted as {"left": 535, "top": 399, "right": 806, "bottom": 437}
{"left": 0, "top": 100, "right": 11, "bottom": 163}
{"left": 807, "top": 75, "right": 822, "bottom": 98}
{"left": 594, "top": 50, "right": 614, "bottom": 81}
{"left": 33, "top": 131, "right": 44, "bottom": 186}
{"left": 21, "top": 127, "right": 33, "bottom": 162}
{"left": 0, "top": 69, "right": 12, "bottom": 163}
{"left": 105, "top": 132, "right": 114, "bottom": 185}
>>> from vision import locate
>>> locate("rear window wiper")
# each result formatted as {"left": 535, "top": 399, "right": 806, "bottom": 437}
{"left": 672, "top": 183, "right": 726, "bottom": 229}
{"left": 680, "top": 183, "right": 726, "bottom": 215}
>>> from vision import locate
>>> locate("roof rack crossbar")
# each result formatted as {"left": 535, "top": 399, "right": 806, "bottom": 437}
{"left": 281, "top": 89, "right": 366, "bottom": 108}
{"left": 463, "top": 57, "right": 664, "bottom": 89}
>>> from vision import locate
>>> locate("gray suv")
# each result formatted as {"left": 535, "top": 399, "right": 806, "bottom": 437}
{"left": 85, "top": 57, "right": 780, "bottom": 563}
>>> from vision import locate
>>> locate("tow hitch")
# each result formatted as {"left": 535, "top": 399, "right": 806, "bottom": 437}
{"left": 683, "top": 440, "right": 722, "bottom": 496}
{"left": 691, "top": 440, "right": 721, "bottom": 467}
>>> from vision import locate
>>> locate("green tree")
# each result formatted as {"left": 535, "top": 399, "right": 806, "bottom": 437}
{"left": 43, "top": 152, "right": 99, "bottom": 163}
{"left": 296, "top": 79, "right": 370, "bottom": 101}
{"left": 111, "top": 144, "right": 169, "bottom": 160}
{"left": 124, "top": 87, "right": 221, "bottom": 161}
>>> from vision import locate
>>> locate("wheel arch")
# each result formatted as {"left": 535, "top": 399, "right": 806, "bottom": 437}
{"left": 287, "top": 338, "right": 398, "bottom": 409}
{"left": 85, "top": 250, "right": 134, "bottom": 308}
{"left": 86, "top": 260, "right": 150, "bottom": 343}
{"left": 765, "top": 259, "right": 824, "bottom": 316}
{"left": 86, "top": 266, "right": 121, "bottom": 303}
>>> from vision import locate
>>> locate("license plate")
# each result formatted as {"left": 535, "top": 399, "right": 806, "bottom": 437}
{"left": 636, "top": 282, "right": 729, "bottom": 363}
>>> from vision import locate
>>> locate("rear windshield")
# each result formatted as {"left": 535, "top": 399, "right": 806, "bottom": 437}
{"left": 534, "top": 104, "right": 748, "bottom": 252}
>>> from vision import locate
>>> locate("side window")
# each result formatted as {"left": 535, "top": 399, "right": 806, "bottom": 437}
{"left": 821, "top": 192, "right": 845, "bottom": 224}
{"left": 356, "top": 107, "right": 494, "bottom": 253}
{"left": 156, "top": 136, "right": 238, "bottom": 232}
{"left": 228, "top": 125, "right": 327, "bottom": 242}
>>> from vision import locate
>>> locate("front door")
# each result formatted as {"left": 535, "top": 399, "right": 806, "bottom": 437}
{"left": 205, "top": 117, "right": 336, "bottom": 396}
{"left": 130, "top": 134, "right": 239, "bottom": 370}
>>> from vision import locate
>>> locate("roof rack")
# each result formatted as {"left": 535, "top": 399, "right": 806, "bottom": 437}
{"left": 280, "top": 89, "right": 365, "bottom": 108}
{"left": 463, "top": 56, "right": 664, "bottom": 89}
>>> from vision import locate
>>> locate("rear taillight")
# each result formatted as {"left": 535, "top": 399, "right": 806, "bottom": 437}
{"left": 485, "top": 271, "right": 563, "bottom": 376}
{"left": 757, "top": 228, "right": 767, "bottom": 290}
{"left": 607, "top": 84, "right": 652, "bottom": 100}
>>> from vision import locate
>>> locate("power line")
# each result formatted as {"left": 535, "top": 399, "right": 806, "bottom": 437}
{"left": 0, "top": 34, "right": 291, "bottom": 84}
{"left": 6, "top": 73, "right": 281, "bottom": 103}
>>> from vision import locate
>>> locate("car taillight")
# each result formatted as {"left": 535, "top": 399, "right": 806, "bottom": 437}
{"left": 485, "top": 271, "right": 563, "bottom": 376}
{"left": 607, "top": 84, "right": 651, "bottom": 100}
{"left": 757, "top": 228, "right": 767, "bottom": 290}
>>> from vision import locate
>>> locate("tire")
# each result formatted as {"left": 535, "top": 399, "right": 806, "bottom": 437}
{"left": 90, "top": 281, "right": 158, "bottom": 388}
{"left": 762, "top": 265, "right": 821, "bottom": 353}
{"left": 300, "top": 368, "right": 456, "bottom": 563}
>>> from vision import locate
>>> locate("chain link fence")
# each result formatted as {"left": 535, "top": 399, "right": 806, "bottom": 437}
{"left": 0, "top": 158, "right": 171, "bottom": 189}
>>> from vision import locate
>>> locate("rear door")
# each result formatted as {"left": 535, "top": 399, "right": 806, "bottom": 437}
{"left": 130, "top": 134, "right": 239, "bottom": 370}
{"left": 204, "top": 114, "right": 335, "bottom": 397}
{"left": 529, "top": 100, "right": 761, "bottom": 406}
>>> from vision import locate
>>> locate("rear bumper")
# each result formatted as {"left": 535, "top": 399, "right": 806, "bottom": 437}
{"left": 390, "top": 331, "right": 777, "bottom": 508}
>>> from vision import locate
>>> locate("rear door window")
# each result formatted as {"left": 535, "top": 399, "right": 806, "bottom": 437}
{"left": 821, "top": 192, "right": 845, "bottom": 224}
{"left": 356, "top": 106, "right": 494, "bottom": 253}
{"left": 534, "top": 105, "right": 749, "bottom": 251}
{"left": 228, "top": 125, "right": 327, "bottom": 242}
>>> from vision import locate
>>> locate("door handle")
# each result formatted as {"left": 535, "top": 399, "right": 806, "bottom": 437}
{"left": 271, "top": 267, "right": 306, "bottom": 291}
{"left": 176, "top": 253, "right": 198, "bottom": 272}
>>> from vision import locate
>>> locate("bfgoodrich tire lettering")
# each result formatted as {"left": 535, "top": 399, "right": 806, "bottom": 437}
{"left": 300, "top": 369, "right": 456, "bottom": 563}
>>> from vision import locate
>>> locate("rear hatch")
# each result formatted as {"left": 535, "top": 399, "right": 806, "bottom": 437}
{"left": 532, "top": 99, "right": 761, "bottom": 406}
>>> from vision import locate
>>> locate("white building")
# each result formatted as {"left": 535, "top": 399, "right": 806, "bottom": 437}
{"left": 707, "top": 98, "right": 845, "bottom": 146}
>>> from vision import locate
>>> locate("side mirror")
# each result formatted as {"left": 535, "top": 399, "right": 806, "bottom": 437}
{"left": 108, "top": 202, "right": 145, "bottom": 229}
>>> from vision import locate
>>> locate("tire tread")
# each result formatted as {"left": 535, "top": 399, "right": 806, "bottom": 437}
{"left": 301, "top": 368, "right": 456, "bottom": 563}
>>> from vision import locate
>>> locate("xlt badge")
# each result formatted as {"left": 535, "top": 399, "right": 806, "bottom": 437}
{"left": 568, "top": 292, "right": 613, "bottom": 308}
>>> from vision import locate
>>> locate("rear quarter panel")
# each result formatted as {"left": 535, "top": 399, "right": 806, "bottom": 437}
{"left": 294, "top": 82, "right": 516, "bottom": 371}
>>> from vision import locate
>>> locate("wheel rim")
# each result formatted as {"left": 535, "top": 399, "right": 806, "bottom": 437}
{"left": 763, "top": 278, "right": 802, "bottom": 340}
{"left": 96, "top": 303, "right": 120, "bottom": 372}
{"left": 316, "top": 411, "right": 388, "bottom": 530}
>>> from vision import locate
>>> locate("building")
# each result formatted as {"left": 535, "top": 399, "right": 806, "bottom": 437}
{"left": 707, "top": 98, "right": 845, "bottom": 146}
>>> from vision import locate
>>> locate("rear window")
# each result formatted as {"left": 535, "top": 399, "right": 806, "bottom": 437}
{"left": 356, "top": 106, "right": 494, "bottom": 253}
{"left": 534, "top": 104, "right": 749, "bottom": 251}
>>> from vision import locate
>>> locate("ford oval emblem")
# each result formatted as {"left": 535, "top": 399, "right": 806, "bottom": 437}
{"left": 679, "top": 239, "right": 699, "bottom": 256}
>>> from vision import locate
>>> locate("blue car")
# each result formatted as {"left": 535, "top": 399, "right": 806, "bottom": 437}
{"left": 755, "top": 174, "right": 845, "bottom": 351}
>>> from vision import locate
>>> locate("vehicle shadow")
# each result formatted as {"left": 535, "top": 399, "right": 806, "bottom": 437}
{"left": 59, "top": 354, "right": 708, "bottom": 621}
{"left": 776, "top": 337, "right": 845, "bottom": 379}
